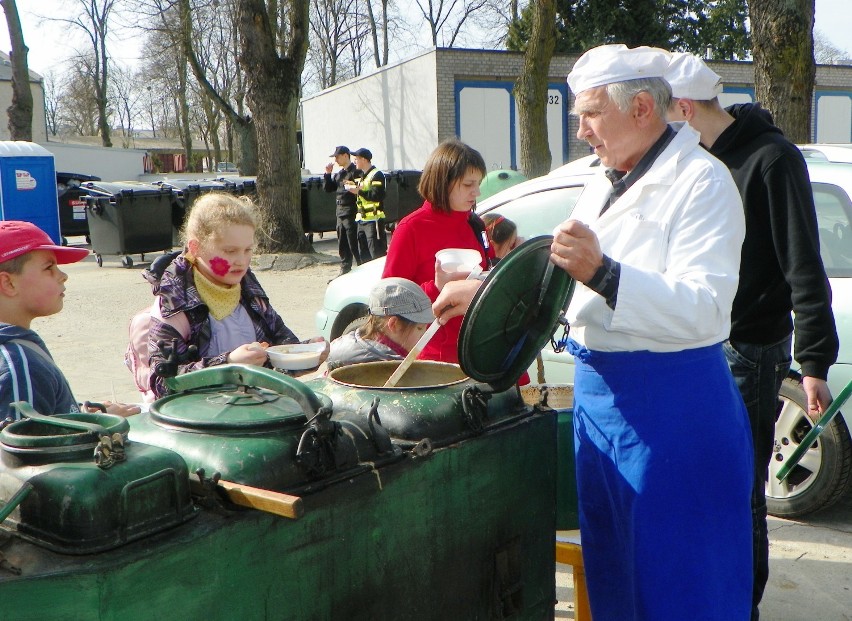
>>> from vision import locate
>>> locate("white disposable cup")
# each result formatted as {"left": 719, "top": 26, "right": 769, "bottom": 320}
{"left": 435, "top": 248, "right": 481, "bottom": 273}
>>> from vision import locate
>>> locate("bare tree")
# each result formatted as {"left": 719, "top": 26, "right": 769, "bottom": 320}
{"left": 110, "top": 63, "right": 140, "bottom": 146}
{"left": 750, "top": 0, "right": 815, "bottom": 143}
{"left": 467, "top": 0, "right": 522, "bottom": 49}
{"left": 308, "top": 0, "right": 361, "bottom": 88}
{"left": 176, "top": 0, "right": 256, "bottom": 173}
{"left": 814, "top": 29, "right": 851, "bottom": 65}
{"left": 58, "top": 58, "right": 101, "bottom": 136}
{"left": 514, "top": 0, "right": 555, "bottom": 178}
{"left": 1, "top": 0, "right": 33, "bottom": 140}
{"left": 131, "top": 0, "right": 207, "bottom": 169}
{"left": 51, "top": 0, "right": 120, "bottom": 146}
{"left": 237, "top": 0, "right": 311, "bottom": 252}
{"left": 42, "top": 70, "right": 61, "bottom": 136}
{"left": 414, "top": 0, "right": 487, "bottom": 47}
{"left": 364, "top": 0, "right": 390, "bottom": 67}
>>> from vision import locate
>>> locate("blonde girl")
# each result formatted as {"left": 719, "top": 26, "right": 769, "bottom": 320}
{"left": 145, "top": 192, "right": 323, "bottom": 397}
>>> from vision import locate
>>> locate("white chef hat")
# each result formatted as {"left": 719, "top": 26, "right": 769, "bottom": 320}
{"left": 567, "top": 44, "right": 672, "bottom": 95}
{"left": 664, "top": 52, "right": 723, "bottom": 100}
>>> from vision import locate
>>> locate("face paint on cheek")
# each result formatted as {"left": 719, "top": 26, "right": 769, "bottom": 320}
{"left": 209, "top": 256, "right": 231, "bottom": 276}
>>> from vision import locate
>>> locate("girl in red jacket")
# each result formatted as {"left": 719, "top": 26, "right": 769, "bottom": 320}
{"left": 382, "top": 138, "right": 495, "bottom": 363}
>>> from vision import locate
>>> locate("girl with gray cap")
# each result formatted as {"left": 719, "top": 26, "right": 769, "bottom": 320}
{"left": 326, "top": 278, "right": 434, "bottom": 370}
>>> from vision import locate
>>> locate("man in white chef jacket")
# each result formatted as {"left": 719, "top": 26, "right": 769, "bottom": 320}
{"left": 550, "top": 44, "right": 754, "bottom": 620}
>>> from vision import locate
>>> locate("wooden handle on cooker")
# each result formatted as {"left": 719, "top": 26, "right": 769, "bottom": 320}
{"left": 190, "top": 477, "right": 304, "bottom": 519}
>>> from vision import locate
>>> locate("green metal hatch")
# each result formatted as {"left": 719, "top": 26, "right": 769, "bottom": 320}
{"left": 459, "top": 235, "right": 575, "bottom": 392}
{"left": 152, "top": 365, "right": 326, "bottom": 431}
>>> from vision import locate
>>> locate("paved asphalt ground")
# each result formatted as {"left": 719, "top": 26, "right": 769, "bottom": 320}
{"left": 41, "top": 235, "right": 852, "bottom": 620}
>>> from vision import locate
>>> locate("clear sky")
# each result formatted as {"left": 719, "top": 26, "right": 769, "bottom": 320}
{"left": 2, "top": 0, "right": 850, "bottom": 76}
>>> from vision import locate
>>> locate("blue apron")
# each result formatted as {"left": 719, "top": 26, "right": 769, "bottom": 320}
{"left": 568, "top": 340, "right": 753, "bottom": 620}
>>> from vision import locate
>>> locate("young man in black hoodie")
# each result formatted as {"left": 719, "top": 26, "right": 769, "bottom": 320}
{"left": 665, "top": 53, "right": 839, "bottom": 621}
{"left": 0, "top": 221, "right": 139, "bottom": 420}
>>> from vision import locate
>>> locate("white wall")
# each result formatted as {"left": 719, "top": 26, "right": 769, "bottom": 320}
{"left": 38, "top": 142, "right": 146, "bottom": 181}
{"left": 816, "top": 94, "right": 852, "bottom": 143}
{"left": 460, "top": 86, "right": 513, "bottom": 170}
{"left": 301, "top": 51, "right": 439, "bottom": 173}
{"left": 0, "top": 81, "right": 47, "bottom": 142}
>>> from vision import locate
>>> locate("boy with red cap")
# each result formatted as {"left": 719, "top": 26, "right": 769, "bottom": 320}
{"left": 0, "top": 221, "right": 139, "bottom": 420}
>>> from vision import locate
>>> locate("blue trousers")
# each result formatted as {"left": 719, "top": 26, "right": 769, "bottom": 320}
{"left": 569, "top": 342, "right": 754, "bottom": 620}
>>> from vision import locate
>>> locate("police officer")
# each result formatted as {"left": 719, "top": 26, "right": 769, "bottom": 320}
{"left": 323, "top": 146, "right": 361, "bottom": 276}
{"left": 349, "top": 148, "right": 387, "bottom": 261}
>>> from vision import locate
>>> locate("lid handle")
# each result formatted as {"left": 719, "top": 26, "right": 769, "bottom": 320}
{"left": 165, "top": 364, "right": 328, "bottom": 416}
{"left": 11, "top": 402, "right": 108, "bottom": 436}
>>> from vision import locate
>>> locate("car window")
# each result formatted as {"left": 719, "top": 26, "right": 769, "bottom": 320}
{"left": 812, "top": 181, "right": 852, "bottom": 277}
{"left": 479, "top": 185, "right": 586, "bottom": 240}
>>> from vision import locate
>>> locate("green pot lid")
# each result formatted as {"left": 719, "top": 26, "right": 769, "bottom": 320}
{"left": 153, "top": 365, "right": 331, "bottom": 431}
{"left": 1, "top": 412, "right": 129, "bottom": 451}
{"left": 459, "top": 235, "right": 575, "bottom": 392}
{"left": 151, "top": 387, "right": 309, "bottom": 431}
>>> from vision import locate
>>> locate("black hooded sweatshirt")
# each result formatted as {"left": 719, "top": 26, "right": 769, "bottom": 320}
{"left": 710, "top": 103, "right": 838, "bottom": 379}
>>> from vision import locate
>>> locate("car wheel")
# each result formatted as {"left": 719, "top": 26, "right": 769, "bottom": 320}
{"left": 330, "top": 305, "right": 369, "bottom": 340}
{"left": 766, "top": 377, "right": 852, "bottom": 517}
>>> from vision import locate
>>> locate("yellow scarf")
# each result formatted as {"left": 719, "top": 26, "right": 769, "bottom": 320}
{"left": 192, "top": 266, "right": 242, "bottom": 320}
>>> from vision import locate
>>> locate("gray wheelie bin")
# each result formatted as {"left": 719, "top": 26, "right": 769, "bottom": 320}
{"left": 301, "top": 175, "right": 337, "bottom": 234}
{"left": 160, "top": 179, "right": 233, "bottom": 245}
{"left": 215, "top": 176, "right": 256, "bottom": 200}
{"left": 385, "top": 169, "right": 422, "bottom": 230}
{"left": 57, "top": 172, "right": 101, "bottom": 243}
{"left": 82, "top": 181, "right": 174, "bottom": 268}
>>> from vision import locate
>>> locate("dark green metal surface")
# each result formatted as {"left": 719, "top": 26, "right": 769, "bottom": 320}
{"left": 459, "top": 235, "right": 575, "bottom": 392}
{"left": 0, "top": 413, "right": 557, "bottom": 620}
{"left": 307, "top": 360, "right": 529, "bottom": 448}
{"left": 0, "top": 410, "right": 194, "bottom": 554}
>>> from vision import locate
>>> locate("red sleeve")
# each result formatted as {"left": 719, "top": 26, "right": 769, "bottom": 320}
{"left": 383, "top": 217, "right": 440, "bottom": 301}
{"left": 382, "top": 219, "right": 416, "bottom": 280}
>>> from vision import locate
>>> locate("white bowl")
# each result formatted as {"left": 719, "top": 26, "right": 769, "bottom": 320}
{"left": 435, "top": 248, "right": 481, "bottom": 273}
{"left": 266, "top": 342, "right": 325, "bottom": 370}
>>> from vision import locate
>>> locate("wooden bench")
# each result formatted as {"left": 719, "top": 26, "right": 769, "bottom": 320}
{"left": 555, "top": 531, "right": 591, "bottom": 621}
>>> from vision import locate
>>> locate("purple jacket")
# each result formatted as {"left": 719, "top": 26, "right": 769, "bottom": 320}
{"left": 145, "top": 254, "right": 299, "bottom": 397}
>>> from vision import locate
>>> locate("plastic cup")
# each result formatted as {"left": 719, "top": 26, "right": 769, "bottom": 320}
{"left": 435, "top": 248, "right": 481, "bottom": 273}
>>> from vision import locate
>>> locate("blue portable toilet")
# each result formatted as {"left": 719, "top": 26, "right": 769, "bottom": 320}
{"left": 0, "top": 142, "right": 61, "bottom": 243}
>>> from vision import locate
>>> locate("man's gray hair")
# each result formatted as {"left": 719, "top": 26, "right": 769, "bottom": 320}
{"left": 607, "top": 77, "right": 672, "bottom": 119}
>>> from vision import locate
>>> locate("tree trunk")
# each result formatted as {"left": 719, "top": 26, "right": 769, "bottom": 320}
{"left": 177, "top": 55, "right": 193, "bottom": 171}
{"left": 237, "top": 0, "right": 310, "bottom": 253}
{"left": 179, "top": 0, "right": 257, "bottom": 174}
{"left": 381, "top": 0, "right": 388, "bottom": 66}
{"left": 514, "top": 0, "right": 556, "bottom": 178}
{"left": 750, "top": 0, "right": 815, "bottom": 143}
{"left": 97, "top": 31, "right": 112, "bottom": 147}
{"left": 366, "top": 0, "right": 381, "bottom": 68}
{"left": 237, "top": 117, "right": 258, "bottom": 176}
{"left": 2, "top": 0, "right": 33, "bottom": 141}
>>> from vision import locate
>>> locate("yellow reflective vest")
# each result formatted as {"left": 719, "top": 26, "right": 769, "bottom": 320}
{"left": 356, "top": 167, "right": 386, "bottom": 222}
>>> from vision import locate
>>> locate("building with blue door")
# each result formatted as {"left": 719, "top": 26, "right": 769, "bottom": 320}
{"left": 0, "top": 142, "right": 61, "bottom": 243}
{"left": 300, "top": 48, "right": 852, "bottom": 175}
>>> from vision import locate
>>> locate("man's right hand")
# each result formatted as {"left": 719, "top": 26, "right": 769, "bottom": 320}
{"left": 325, "top": 162, "right": 334, "bottom": 174}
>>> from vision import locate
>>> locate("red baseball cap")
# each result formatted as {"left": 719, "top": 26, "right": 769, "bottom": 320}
{"left": 0, "top": 221, "right": 89, "bottom": 265}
